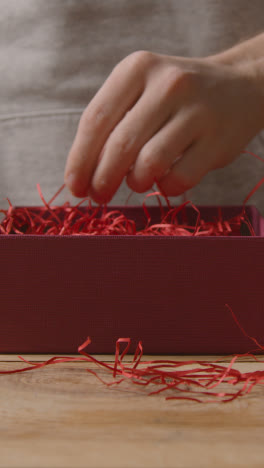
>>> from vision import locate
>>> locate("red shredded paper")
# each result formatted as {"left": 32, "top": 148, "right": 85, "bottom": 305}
{"left": 1, "top": 150, "right": 263, "bottom": 237}
{"left": 1, "top": 305, "right": 264, "bottom": 403}
{"left": 1, "top": 149, "right": 264, "bottom": 402}
{"left": 0, "top": 183, "right": 257, "bottom": 237}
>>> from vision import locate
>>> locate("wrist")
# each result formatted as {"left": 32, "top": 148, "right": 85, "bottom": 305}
{"left": 208, "top": 53, "right": 264, "bottom": 130}
{"left": 239, "top": 58, "right": 264, "bottom": 127}
{"left": 209, "top": 33, "right": 264, "bottom": 68}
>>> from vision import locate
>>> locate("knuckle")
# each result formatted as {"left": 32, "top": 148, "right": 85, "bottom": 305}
{"left": 141, "top": 143, "right": 170, "bottom": 178}
{"left": 125, "top": 50, "right": 155, "bottom": 71}
{"left": 109, "top": 133, "right": 136, "bottom": 156}
{"left": 95, "top": 177, "right": 108, "bottom": 192}
{"left": 163, "top": 66, "right": 199, "bottom": 97}
{"left": 141, "top": 150, "right": 163, "bottom": 177}
{"left": 113, "top": 50, "right": 156, "bottom": 87}
{"left": 80, "top": 105, "right": 108, "bottom": 133}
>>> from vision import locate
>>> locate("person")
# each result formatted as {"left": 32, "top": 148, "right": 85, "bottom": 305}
{"left": 1, "top": 0, "right": 264, "bottom": 213}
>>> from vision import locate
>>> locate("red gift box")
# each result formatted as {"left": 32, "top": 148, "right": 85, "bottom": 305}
{"left": 1, "top": 204, "right": 264, "bottom": 354}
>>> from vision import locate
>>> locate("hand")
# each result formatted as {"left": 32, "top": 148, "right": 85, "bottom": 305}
{"left": 64, "top": 50, "right": 264, "bottom": 203}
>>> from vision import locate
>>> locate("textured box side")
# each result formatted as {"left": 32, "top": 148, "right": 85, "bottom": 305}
{"left": 260, "top": 215, "right": 264, "bottom": 236}
{"left": 0, "top": 235, "right": 264, "bottom": 354}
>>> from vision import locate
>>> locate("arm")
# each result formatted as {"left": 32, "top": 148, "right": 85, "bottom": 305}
{"left": 212, "top": 32, "right": 264, "bottom": 64}
{"left": 212, "top": 32, "right": 264, "bottom": 104}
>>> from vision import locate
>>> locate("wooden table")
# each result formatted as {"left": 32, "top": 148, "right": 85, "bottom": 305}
{"left": 0, "top": 353, "right": 264, "bottom": 468}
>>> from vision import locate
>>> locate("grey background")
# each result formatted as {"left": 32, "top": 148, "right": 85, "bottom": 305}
{"left": 0, "top": 0, "right": 264, "bottom": 212}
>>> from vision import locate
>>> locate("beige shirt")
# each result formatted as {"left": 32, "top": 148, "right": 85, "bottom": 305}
{"left": 1, "top": 0, "right": 264, "bottom": 213}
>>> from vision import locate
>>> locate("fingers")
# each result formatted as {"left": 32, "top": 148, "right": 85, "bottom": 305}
{"left": 88, "top": 83, "right": 174, "bottom": 204}
{"left": 64, "top": 55, "right": 145, "bottom": 197}
{"left": 157, "top": 140, "right": 210, "bottom": 196}
{"left": 64, "top": 51, "right": 218, "bottom": 202}
{"left": 126, "top": 110, "right": 199, "bottom": 193}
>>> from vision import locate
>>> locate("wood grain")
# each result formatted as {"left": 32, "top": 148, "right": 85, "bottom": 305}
{"left": 0, "top": 355, "right": 264, "bottom": 468}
